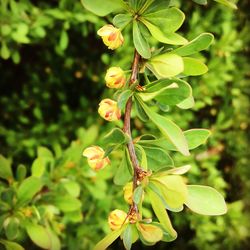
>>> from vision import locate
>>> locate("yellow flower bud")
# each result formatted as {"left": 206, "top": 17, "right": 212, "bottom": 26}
{"left": 82, "top": 146, "right": 110, "bottom": 171}
{"left": 98, "top": 99, "right": 121, "bottom": 122}
{"left": 123, "top": 182, "right": 133, "bottom": 205}
{"left": 97, "top": 24, "right": 124, "bottom": 50}
{"left": 108, "top": 209, "right": 128, "bottom": 231}
{"left": 105, "top": 67, "right": 126, "bottom": 89}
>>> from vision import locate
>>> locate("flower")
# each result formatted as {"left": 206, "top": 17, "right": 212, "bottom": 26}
{"left": 97, "top": 24, "right": 124, "bottom": 50}
{"left": 82, "top": 146, "right": 110, "bottom": 171}
{"left": 123, "top": 182, "right": 133, "bottom": 205}
{"left": 105, "top": 67, "right": 126, "bottom": 89}
{"left": 98, "top": 99, "right": 121, "bottom": 121}
{"left": 108, "top": 209, "right": 128, "bottom": 231}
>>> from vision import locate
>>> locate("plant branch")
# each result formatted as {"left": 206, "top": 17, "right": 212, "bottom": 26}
{"left": 123, "top": 50, "right": 143, "bottom": 217}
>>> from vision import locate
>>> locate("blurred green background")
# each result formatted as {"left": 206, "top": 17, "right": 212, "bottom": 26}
{"left": 0, "top": 0, "right": 249, "bottom": 249}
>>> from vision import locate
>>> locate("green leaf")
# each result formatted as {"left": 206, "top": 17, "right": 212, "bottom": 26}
{"left": 133, "top": 21, "right": 151, "bottom": 59}
{"left": 135, "top": 144, "right": 148, "bottom": 170}
{"left": 61, "top": 180, "right": 80, "bottom": 197}
{"left": 143, "top": 7, "right": 185, "bottom": 33}
{"left": 185, "top": 185, "right": 227, "bottom": 215}
{"left": 139, "top": 78, "right": 192, "bottom": 105}
{"left": 17, "top": 177, "right": 43, "bottom": 205}
{"left": 4, "top": 217, "right": 19, "bottom": 240}
{"left": 183, "top": 57, "right": 208, "bottom": 76}
{"left": 141, "top": 19, "right": 187, "bottom": 45}
{"left": 136, "top": 222, "right": 163, "bottom": 243}
{"left": 0, "top": 240, "right": 24, "bottom": 250}
{"left": 117, "top": 90, "right": 133, "bottom": 110}
{"left": 146, "top": 53, "right": 184, "bottom": 79}
{"left": 151, "top": 175, "right": 188, "bottom": 209}
{"left": 31, "top": 158, "right": 45, "bottom": 177}
{"left": 25, "top": 223, "right": 51, "bottom": 249}
{"left": 103, "top": 128, "right": 128, "bottom": 145}
{"left": 133, "top": 185, "right": 144, "bottom": 204}
{"left": 53, "top": 195, "right": 81, "bottom": 212}
{"left": 59, "top": 30, "right": 68, "bottom": 51}
{"left": 0, "top": 155, "right": 13, "bottom": 181}
{"left": 136, "top": 145, "right": 174, "bottom": 171}
{"left": 136, "top": 96, "right": 189, "bottom": 156}
{"left": 192, "top": 0, "right": 207, "bottom": 5}
{"left": 134, "top": 97, "right": 149, "bottom": 122}
{"left": 177, "top": 96, "right": 195, "bottom": 109}
{"left": 213, "top": 0, "right": 237, "bottom": 9}
{"left": 16, "top": 164, "right": 27, "bottom": 181}
{"left": 147, "top": 188, "right": 177, "bottom": 238}
{"left": 1, "top": 43, "right": 10, "bottom": 60}
{"left": 173, "top": 33, "right": 214, "bottom": 56}
{"left": 81, "top": 0, "right": 125, "bottom": 16}
{"left": 94, "top": 226, "right": 125, "bottom": 250}
{"left": 113, "top": 14, "right": 132, "bottom": 29}
{"left": 184, "top": 129, "right": 211, "bottom": 149}
{"left": 114, "top": 149, "right": 132, "bottom": 185}
{"left": 123, "top": 224, "right": 132, "bottom": 250}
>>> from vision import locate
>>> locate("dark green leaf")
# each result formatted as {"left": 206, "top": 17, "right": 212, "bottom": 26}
{"left": 134, "top": 97, "right": 149, "bottom": 122}
{"left": 16, "top": 164, "right": 27, "bottom": 182}
{"left": 117, "top": 90, "right": 133, "bottom": 110}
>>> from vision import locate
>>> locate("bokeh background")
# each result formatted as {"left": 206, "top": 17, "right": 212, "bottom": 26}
{"left": 0, "top": 0, "right": 249, "bottom": 249}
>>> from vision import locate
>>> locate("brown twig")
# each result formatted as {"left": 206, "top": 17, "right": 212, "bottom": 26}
{"left": 123, "top": 50, "right": 143, "bottom": 217}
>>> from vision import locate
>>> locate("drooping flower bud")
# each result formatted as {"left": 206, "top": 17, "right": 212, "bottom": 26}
{"left": 82, "top": 146, "right": 110, "bottom": 171}
{"left": 98, "top": 99, "right": 121, "bottom": 122}
{"left": 97, "top": 24, "right": 124, "bottom": 50}
{"left": 108, "top": 209, "right": 128, "bottom": 231}
{"left": 105, "top": 67, "right": 126, "bottom": 89}
{"left": 123, "top": 182, "right": 133, "bottom": 205}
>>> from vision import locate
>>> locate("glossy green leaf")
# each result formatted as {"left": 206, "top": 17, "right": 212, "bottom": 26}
{"left": 183, "top": 57, "right": 208, "bottom": 76}
{"left": 94, "top": 226, "right": 125, "bottom": 250}
{"left": 117, "top": 90, "right": 133, "bottom": 110}
{"left": 103, "top": 128, "right": 128, "bottom": 145}
{"left": 113, "top": 14, "right": 132, "bottom": 29}
{"left": 136, "top": 96, "right": 189, "bottom": 156}
{"left": 0, "top": 240, "right": 24, "bottom": 250}
{"left": 0, "top": 155, "right": 13, "bottom": 181}
{"left": 151, "top": 175, "right": 188, "bottom": 208}
{"left": 185, "top": 185, "right": 227, "bottom": 215}
{"left": 133, "top": 185, "right": 144, "bottom": 204}
{"left": 25, "top": 223, "right": 51, "bottom": 249}
{"left": 143, "top": 7, "right": 185, "bottom": 33}
{"left": 31, "top": 158, "right": 45, "bottom": 177}
{"left": 53, "top": 195, "right": 81, "bottom": 212}
{"left": 173, "top": 33, "right": 214, "bottom": 56}
{"left": 213, "top": 0, "right": 237, "bottom": 9}
{"left": 147, "top": 188, "right": 177, "bottom": 238}
{"left": 146, "top": 53, "right": 184, "bottom": 79}
{"left": 141, "top": 19, "right": 187, "bottom": 45}
{"left": 80, "top": 0, "right": 124, "bottom": 16}
{"left": 133, "top": 21, "right": 151, "bottom": 59}
{"left": 17, "top": 177, "right": 43, "bottom": 205}
{"left": 123, "top": 224, "right": 132, "bottom": 250}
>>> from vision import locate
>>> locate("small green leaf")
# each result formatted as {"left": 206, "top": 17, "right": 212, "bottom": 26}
{"left": 183, "top": 57, "right": 208, "bottom": 76}
{"left": 80, "top": 0, "right": 124, "bottom": 16}
{"left": 59, "top": 30, "right": 68, "bottom": 51}
{"left": 147, "top": 188, "right": 177, "bottom": 238}
{"left": 136, "top": 222, "right": 163, "bottom": 243}
{"left": 136, "top": 96, "right": 189, "bottom": 156}
{"left": 134, "top": 97, "right": 149, "bottom": 122}
{"left": 61, "top": 180, "right": 80, "bottom": 197}
{"left": 185, "top": 185, "right": 227, "bottom": 215}
{"left": 17, "top": 177, "right": 43, "bottom": 205}
{"left": 133, "top": 186, "right": 144, "bottom": 204}
{"left": 146, "top": 53, "right": 184, "bottom": 79}
{"left": 135, "top": 144, "right": 148, "bottom": 170}
{"left": 103, "top": 128, "right": 127, "bottom": 145}
{"left": 53, "top": 195, "right": 81, "bottom": 212}
{"left": 177, "top": 96, "right": 195, "bottom": 109}
{"left": 1, "top": 43, "right": 10, "bottom": 60}
{"left": 0, "top": 155, "right": 13, "bottom": 181}
{"left": 117, "top": 90, "right": 133, "bottom": 110}
{"left": 4, "top": 217, "right": 19, "bottom": 240}
{"left": 113, "top": 14, "right": 132, "bottom": 29}
{"left": 94, "top": 226, "right": 125, "bottom": 250}
{"left": 0, "top": 240, "right": 24, "bottom": 250}
{"left": 25, "top": 223, "right": 51, "bottom": 249}
{"left": 173, "top": 33, "right": 214, "bottom": 56}
{"left": 16, "top": 164, "right": 27, "bottom": 181}
{"left": 184, "top": 129, "right": 211, "bottom": 149}
{"left": 213, "top": 0, "right": 237, "bottom": 9}
{"left": 31, "top": 158, "right": 45, "bottom": 177}
{"left": 123, "top": 224, "right": 132, "bottom": 250}
{"left": 192, "top": 0, "right": 207, "bottom": 5}
{"left": 133, "top": 21, "right": 151, "bottom": 59}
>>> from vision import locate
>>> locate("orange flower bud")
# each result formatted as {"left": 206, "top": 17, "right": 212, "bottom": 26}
{"left": 105, "top": 67, "right": 126, "bottom": 89}
{"left": 97, "top": 24, "right": 124, "bottom": 50}
{"left": 123, "top": 182, "right": 133, "bottom": 205}
{"left": 82, "top": 146, "right": 110, "bottom": 171}
{"left": 98, "top": 99, "right": 121, "bottom": 122}
{"left": 108, "top": 209, "right": 128, "bottom": 231}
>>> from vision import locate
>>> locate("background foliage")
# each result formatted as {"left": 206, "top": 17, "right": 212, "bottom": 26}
{"left": 0, "top": 0, "right": 249, "bottom": 249}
